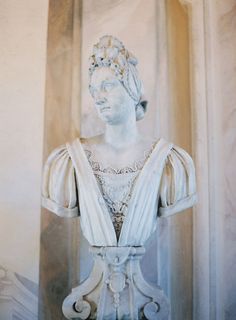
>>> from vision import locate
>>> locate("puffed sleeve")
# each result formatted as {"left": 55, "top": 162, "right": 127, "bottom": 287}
{"left": 158, "top": 145, "right": 197, "bottom": 217}
{"left": 41, "top": 145, "right": 79, "bottom": 217}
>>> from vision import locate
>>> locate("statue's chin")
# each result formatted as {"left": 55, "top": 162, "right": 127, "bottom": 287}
{"left": 98, "top": 113, "right": 125, "bottom": 126}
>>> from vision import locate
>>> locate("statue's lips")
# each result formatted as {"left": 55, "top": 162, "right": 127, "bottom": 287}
{"left": 100, "top": 106, "right": 111, "bottom": 112}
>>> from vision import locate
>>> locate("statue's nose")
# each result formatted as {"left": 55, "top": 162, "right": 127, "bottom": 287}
{"left": 95, "top": 96, "right": 107, "bottom": 106}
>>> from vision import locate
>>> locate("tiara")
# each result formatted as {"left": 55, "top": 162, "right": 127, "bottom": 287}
{"left": 88, "top": 35, "right": 138, "bottom": 81}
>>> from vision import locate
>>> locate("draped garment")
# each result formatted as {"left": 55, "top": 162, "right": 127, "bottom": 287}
{"left": 41, "top": 138, "right": 197, "bottom": 246}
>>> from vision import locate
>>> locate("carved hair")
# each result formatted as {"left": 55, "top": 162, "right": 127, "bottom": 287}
{"left": 89, "top": 35, "right": 147, "bottom": 121}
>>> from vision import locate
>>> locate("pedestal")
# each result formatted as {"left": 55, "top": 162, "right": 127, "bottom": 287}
{"left": 62, "top": 246, "right": 170, "bottom": 320}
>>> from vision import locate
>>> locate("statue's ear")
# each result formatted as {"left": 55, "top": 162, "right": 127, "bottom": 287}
{"left": 140, "top": 100, "right": 148, "bottom": 112}
{"left": 135, "top": 101, "right": 147, "bottom": 121}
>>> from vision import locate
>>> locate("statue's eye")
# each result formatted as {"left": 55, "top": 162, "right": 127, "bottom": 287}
{"left": 103, "top": 82, "right": 115, "bottom": 92}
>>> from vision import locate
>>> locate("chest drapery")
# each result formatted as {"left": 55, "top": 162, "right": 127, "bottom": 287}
{"left": 41, "top": 138, "right": 197, "bottom": 246}
{"left": 83, "top": 141, "right": 158, "bottom": 240}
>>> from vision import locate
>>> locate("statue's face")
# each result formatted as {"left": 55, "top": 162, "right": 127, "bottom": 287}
{"left": 89, "top": 67, "right": 135, "bottom": 125}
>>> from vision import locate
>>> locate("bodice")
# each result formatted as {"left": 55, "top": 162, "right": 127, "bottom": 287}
{"left": 84, "top": 144, "right": 156, "bottom": 239}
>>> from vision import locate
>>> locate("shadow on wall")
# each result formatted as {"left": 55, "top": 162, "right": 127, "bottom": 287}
{"left": 0, "top": 265, "right": 38, "bottom": 320}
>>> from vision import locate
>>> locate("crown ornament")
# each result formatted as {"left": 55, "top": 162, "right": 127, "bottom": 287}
{"left": 89, "top": 35, "right": 138, "bottom": 82}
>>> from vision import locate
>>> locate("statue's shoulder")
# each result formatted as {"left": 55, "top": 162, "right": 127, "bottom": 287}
{"left": 159, "top": 139, "right": 195, "bottom": 178}
{"left": 45, "top": 143, "right": 69, "bottom": 165}
{"left": 65, "top": 135, "right": 104, "bottom": 162}
{"left": 44, "top": 137, "right": 89, "bottom": 167}
{"left": 158, "top": 137, "right": 192, "bottom": 156}
{"left": 154, "top": 138, "right": 195, "bottom": 173}
{"left": 42, "top": 141, "right": 79, "bottom": 217}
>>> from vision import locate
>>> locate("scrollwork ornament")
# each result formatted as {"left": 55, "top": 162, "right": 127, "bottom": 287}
{"left": 73, "top": 299, "right": 91, "bottom": 319}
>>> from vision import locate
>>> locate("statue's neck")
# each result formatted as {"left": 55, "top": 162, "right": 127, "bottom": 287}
{"left": 104, "top": 118, "right": 139, "bottom": 149}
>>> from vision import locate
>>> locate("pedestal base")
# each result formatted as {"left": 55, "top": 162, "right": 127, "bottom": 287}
{"left": 62, "top": 246, "right": 170, "bottom": 320}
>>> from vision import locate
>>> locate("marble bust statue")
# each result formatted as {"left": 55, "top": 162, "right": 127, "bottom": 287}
{"left": 41, "top": 35, "right": 197, "bottom": 319}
